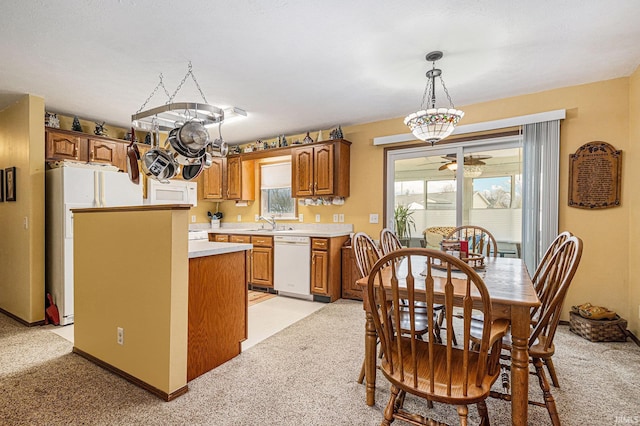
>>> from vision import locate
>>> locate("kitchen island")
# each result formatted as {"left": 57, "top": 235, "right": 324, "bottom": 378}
{"left": 72, "top": 205, "right": 251, "bottom": 401}
{"left": 187, "top": 239, "right": 251, "bottom": 381}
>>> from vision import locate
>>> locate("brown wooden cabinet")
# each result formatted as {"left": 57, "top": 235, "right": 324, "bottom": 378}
{"left": 341, "top": 245, "right": 363, "bottom": 300}
{"left": 291, "top": 139, "right": 350, "bottom": 198}
{"left": 250, "top": 235, "right": 273, "bottom": 287}
{"left": 226, "top": 157, "right": 255, "bottom": 200}
{"left": 202, "top": 157, "right": 225, "bottom": 199}
{"left": 45, "top": 128, "right": 128, "bottom": 172}
{"left": 311, "top": 245, "right": 329, "bottom": 294}
{"left": 310, "top": 236, "right": 349, "bottom": 301}
{"left": 46, "top": 130, "right": 85, "bottom": 162}
{"left": 210, "top": 233, "right": 229, "bottom": 242}
{"left": 88, "top": 138, "right": 126, "bottom": 171}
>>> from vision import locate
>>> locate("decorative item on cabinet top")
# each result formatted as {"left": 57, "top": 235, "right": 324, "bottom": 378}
{"left": 45, "top": 112, "right": 60, "bottom": 128}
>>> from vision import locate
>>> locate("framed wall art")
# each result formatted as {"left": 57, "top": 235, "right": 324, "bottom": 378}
{"left": 568, "top": 141, "right": 621, "bottom": 209}
{"left": 5, "top": 167, "right": 16, "bottom": 202}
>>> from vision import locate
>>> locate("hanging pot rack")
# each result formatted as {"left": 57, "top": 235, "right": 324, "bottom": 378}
{"left": 130, "top": 62, "right": 225, "bottom": 132}
{"left": 132, "top": 102, "right": 224, "bottom": 132}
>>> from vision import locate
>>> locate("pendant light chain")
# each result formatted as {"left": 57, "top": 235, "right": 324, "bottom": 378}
{"left": 439, "top": 76, "right": 456, "bottom": 109}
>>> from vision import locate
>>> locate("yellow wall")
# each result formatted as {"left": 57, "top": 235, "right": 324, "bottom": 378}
{"left": 73, "top": 207, "right": 189, "bottom": 395}
{"left": 0, "top": 94, "right": 45, "bottom": 323}
{"left": 198, "top": 77, "right": 637, "bottom": 331}
{"left": 628, "top": 66, "right": 640, "bottom": 334}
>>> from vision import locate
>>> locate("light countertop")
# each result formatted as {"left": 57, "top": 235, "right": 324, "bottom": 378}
{"left": 207, "top": 228, "right": 351, "bottom": 238}
{"left": 188, "top": 240, "right": 253, "bottom": 259}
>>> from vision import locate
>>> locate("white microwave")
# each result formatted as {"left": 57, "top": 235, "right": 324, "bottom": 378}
{"left": 145, "top": 179, "right": 197, "bottom": 207}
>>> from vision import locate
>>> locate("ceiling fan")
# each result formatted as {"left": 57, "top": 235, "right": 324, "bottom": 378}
{"left": 438, "top": 154, "right": 491, "bottom": 171}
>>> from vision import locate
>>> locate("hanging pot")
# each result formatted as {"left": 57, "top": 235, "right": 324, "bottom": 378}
{"left": 208, "top": 138, "right": 228, "bottom": 158}
{"left": 126, "top": 127, "right": 140, "bottom": 184}
{"left": 182, "top": 160, "right": 204, "bottom": 181}
{"left": 167, "top": 125, "right": 207, "bottom": 159}
{"left": 140, "top": 127, "right": 179, "bottom": 182}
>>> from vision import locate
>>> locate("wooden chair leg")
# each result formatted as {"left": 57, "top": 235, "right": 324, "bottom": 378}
{"left": 533, "top": 357, "right": 561, "bottom": 426}
{"left": 477, "top": 400, "right": 490, "bottom": 426}
{"left": 382, "top": 385, "right": 400, "bottom": 426}
{"left": 457, "top": 405, "right": 469, "bottom": 426}
{"left": 358, "top": 358, "right": 365, "bottom": 384}
{"left": 544, "top": 357, "right": 560, "bottom": 388}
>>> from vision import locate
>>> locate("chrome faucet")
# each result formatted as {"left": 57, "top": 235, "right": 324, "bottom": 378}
{"left": 259, "top": 215, "right": 277, "bottom": 230}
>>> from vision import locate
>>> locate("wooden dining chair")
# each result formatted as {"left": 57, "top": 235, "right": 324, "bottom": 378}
{"left": 446, "top": 225, "right": 498, "bottom": 258}
{"left": 380, "top": 228, "right": 403, "bottom": 255}
{"left": 486, "top": 236, "right": 583, "bottom": 426}
{"left": 380, "top": 227, "right": 452, "bottom": 345}
{"left": 366, "top": 248, "right": 509, "bottom": 426}
{"left": 352, "top": 232, "right": 433, "bottom": 391}
{"left": 529, "top": 230, "right": 572, "bottom": 387}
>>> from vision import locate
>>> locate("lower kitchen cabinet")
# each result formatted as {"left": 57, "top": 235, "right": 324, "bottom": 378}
{"left": 341, "top": 245, "right": 363, "bottom": 300}
{"left": 310, "top": 236, "right": 348, "bottom": 302}
{"left": 250, "top": 235, "right": 273, "bottom": 288}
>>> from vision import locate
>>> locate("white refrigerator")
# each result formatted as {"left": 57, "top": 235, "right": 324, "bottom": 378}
{"left": 46, "top": 164, "right": 143, "bottom": 325}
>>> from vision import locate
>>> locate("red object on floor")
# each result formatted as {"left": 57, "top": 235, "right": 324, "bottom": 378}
{"left": 45, "top": 293, "right": 60, "bottom": 325}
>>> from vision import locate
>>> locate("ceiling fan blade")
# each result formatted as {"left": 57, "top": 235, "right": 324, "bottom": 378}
{"left": 464, "top": 158, "right": 486, "bottom": 166}
{"left": 438, "top": 162, "right": 454, "bottom": 171}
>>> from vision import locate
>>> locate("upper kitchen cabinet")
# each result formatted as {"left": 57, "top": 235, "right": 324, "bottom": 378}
{"left": 226, "top": 157, "right": 255, "bottom": 201}
{"left": 46, "top": 129, "right": 86, "bottom": 162}
{"left": 291, "top": 139, "right": 350, "bottom": 198}
{"left": 202, "top": 157, "right": 225, "bottom": 199}
{"left": 45, "top": 128, "right": 128, "bottom": 172}
{"left": 87, "top": 138, "right": 126, "bottom": 171}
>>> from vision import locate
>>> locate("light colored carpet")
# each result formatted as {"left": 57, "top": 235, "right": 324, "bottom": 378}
{"left": 1, "top": 299, "right": 639, "bottom": 425}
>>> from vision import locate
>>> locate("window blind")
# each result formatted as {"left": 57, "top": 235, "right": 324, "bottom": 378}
{"left": 261, "top": 162, "right": 291, "bottom": 189}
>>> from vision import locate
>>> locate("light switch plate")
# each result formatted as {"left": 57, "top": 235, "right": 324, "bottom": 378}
{"left": 369, "top": 213, "right": 379, "bottom": 224}
{"left": 315, "top": 214, "right": 321, "bottom": 223}
{"left": 333, "top": 214, "right": 339, "bottom": 223}
{"left": 237, "top": 215, "right": 242, "bottom": 222}
{"left": 255, "top": 214, "right": 259, "bottom": 221}
{"left": 338, "top": 213, "right": 344, "bottom": 223}
{"left": 191, "top": 215, "right": 196, "bottom": 223}
{"left": 299, "top": 214, "right": 304, "bottom": 222}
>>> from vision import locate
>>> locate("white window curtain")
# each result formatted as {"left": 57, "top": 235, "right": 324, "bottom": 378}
{"left": 522, "top": 120, "right": 560, "bottom": 275}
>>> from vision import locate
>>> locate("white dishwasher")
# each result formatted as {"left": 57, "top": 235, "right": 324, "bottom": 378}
{"left": 274, "top": 235, "right": 312, "bottom": 300}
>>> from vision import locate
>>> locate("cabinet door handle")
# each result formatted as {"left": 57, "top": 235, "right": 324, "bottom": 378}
{"left": 314, "top": 182, "right": 318, "bottom": 192}
{"left": 308, "top": 183, "right": 312, "bottom": 192}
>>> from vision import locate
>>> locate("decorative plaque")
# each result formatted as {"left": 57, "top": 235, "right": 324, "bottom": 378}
{"left": 568, "top": 141, "right": 622, "bottom": 209}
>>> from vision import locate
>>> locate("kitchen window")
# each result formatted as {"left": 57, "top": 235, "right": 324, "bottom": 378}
{"left": 260, "top": 161, "right": 296, "bottom": 219}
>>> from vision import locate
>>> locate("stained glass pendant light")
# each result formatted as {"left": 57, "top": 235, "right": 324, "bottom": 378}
{"left": 404, "top": 51, "right": 464, "bottom": 145}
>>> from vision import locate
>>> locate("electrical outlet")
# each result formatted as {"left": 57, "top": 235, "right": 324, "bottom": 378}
{"left": 255, "top": 214, "right": 259, "bottom": 221}
{"left": 369, "top": 213, "right": 379, "bottom": 224}
{"left": 237, "top": 215, "right": 242, "bottom": 222}
{"left": 338, "top": 213, "right": 344, "bottom": 223}
{"left": 333, "top": 214, "right": 339, "bottom": 223}
{"left": 191, "top": 215, "right": 196, "bottom": 223}
{"left": 315, "top": 214, "right": 321, "bottom": 223}
{"left": 117, "top": 327, "right": 124, "bottom": 345}
{"left": 299, "top": 213, "right": 304, "bottom": 222}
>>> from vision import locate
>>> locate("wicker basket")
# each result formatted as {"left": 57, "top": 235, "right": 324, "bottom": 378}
{"left": 569, "top": 312, "right": 628, "bottom": 342}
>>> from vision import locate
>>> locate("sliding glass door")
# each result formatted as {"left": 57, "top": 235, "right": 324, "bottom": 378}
{"left": 387, "top": 135, "right": 523, "bottom": 257}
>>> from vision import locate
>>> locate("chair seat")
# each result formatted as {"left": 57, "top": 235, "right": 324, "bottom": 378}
{"left": 380, "top": 336, "right": 499, "bottom": 405}
{"left": 470, "top": 322, "right": 556, "bottom": 359}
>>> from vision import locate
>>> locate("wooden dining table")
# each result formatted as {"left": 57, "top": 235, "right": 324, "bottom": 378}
{"left": 357, "top": 256, "right": 539, "bottom": 426}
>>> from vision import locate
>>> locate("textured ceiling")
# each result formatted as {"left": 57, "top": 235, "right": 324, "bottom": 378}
{"left": 1, "top": 0, "right": 639, "bottom": 144}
